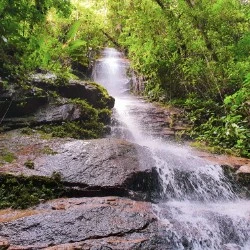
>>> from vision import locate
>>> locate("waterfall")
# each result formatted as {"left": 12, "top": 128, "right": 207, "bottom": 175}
{"left": 93, "top": 48, "right": 250, "bottom": 250}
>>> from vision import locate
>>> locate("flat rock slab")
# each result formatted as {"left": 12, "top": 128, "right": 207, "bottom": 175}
{"left": 0, "top": 131, "right": 161, "bottom": 200}
{"left": 0, "top": 197, "right": 165, "bottom": 249}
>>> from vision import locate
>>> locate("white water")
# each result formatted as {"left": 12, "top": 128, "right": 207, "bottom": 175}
{"left": 93, "top": 48, "right": 250, "bottom": 250}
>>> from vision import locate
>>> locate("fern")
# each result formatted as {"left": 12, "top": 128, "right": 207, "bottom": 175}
{"left": 66, "top": 20, "right": 81, "bottom": 41}
{"left": 68, "top": 39, "right": 86, "bottom": 51}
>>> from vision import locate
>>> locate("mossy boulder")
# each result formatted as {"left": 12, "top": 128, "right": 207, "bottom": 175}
{"left": 0, "top": 73, "right": 114, "bottom": 138}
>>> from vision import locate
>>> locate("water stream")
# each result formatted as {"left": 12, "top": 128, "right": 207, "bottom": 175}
{"left": 93, "top": 48, "right": 250, "bottom": 250}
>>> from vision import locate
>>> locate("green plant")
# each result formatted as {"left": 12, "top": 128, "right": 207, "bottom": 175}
{"left": 39, "top": 120, "right": 105, "bottom": 139}
{"left": 185, "top": 80, "right": 250, "bottom": 157}
{"left": 0, "top": 174, "right": 64, "bottom": 209}
{"left": 41, "top": 146, "right": 57, "bottom": 155}
{"left": 0, "top": 150, "right": 16, "bottom": 165}
{"left": 24, "top": 160, "right": 35, "bottom": 169}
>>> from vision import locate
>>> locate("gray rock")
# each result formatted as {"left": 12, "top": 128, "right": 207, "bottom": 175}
{"left": 34, "top": 138, "right": 161, "bottom": 200}
{"left": 0, "top": 75, "right": 114, "bottom": 131}
{"left": 222, "top": 243, "right": 242, "bottom": 250}
{"left": 0, "top": 197, "right": 166, "bottom": 249}
{"left": 0, "top": 133, "right": 162, "bottom": 201}
{"left": 58, "top": 79, "right": 115, "bottom": 109}
{"left": 35, "top": 102, "right": 83, "bottom": 123}
{"left": 236, "top": 165, "right": 250, "bottom": 188}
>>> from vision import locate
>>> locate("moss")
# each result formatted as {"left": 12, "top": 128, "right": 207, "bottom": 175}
{"left": 69, "top": 98, "right": 98, "bottom": 120}
{"left": 0, "top": 150, "right": 17, "bottom": 165}
{"left": 88, "top": 81, "right": 110, "bottom": 98}
{"left": 24, "top": 159, "right": 35, "bottom": 169}
{"left": 39, "top": 120, "right": 104, "bottom": 139}
{"left": 37, "top": 99, "right": 110, "bottom": 139}
{"left": 51, "top": 171, "right": 62, "bottom": 182}
{"left": 98, "top": 108, "right": 112, "bottom": 123}
{"left": 21, "top": 127, "right": 35, "bottom": 135}
{"left": 87, "top": 81, "right": 114, "bottom": 109}
{"left": 41, "top": 146, "right": 57, "bottom": 155}
{"left": 0, "top": 174, "right": 64, "bottom": 209}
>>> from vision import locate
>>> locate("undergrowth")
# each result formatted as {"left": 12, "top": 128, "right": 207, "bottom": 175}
{"left": 0, "top": 174, "right": 64, "bottom": 209}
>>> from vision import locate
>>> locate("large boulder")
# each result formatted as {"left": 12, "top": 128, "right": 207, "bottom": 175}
{"left": 0, "top": 74, "right": 114, "bottom": 131}
{"left": 0, "top": 85, "right": 48, "bottom": 118}
{"left": 57, "top": 80, "right": 115, "bottom": 109}
{"left": 0, "top": 197, "right": 166, "bottom": 250}
{"left": 30, "top": 74, "right": 114, "bottom": 109}
{"left": 0, "top": 131, "right": 162, "bottom": 201}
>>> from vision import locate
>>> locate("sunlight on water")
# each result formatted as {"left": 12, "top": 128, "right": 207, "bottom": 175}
{"left": 93, "top": 48, "right": 250, "bottom": 250}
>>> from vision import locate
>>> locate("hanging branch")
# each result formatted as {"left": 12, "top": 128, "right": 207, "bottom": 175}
{"left": 101, "top": 31, "right": 120, "bottom": 48}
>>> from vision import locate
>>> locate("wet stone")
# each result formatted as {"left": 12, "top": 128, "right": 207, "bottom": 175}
{"left": 0, "top": 197, "right": 166, "bottom": 249}
{"left": 0, "top": 132, "right": 162, "bottom": 202}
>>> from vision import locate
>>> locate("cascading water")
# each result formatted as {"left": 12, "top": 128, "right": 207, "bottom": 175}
{"left": 93, "top": 48, "right": 250, "bottom": 250}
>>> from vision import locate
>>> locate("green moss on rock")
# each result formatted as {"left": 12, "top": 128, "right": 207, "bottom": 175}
{"left": 0, "top": 150, "right": 17, "bottom": 165}
{"left": 39, "top": 120, "right": 104, "bottom": 139}
{"left": 38, "top": 99, "right": 111, "bottom": 139}
{"left": 0, "top": 174, "right": 64, "bottom": 209}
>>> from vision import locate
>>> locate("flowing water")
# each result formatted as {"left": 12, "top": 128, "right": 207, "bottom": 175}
{"left": 93, "top": 48, "right": 250, "bottom": 250}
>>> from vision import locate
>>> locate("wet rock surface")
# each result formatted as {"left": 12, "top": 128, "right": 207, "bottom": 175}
{"left": 0, "top": 197, "right": 166, "bottom": 250}
{"left": 0, "top": 131, "right": 161, "bottom": 201}
{"left": 111, "top": 97, "right": 190, "bottom": 141}
{"left": 197, "top": 151, "right": 250, "bottom": 194}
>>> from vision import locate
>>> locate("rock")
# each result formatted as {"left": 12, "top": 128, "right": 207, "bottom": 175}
{"left": 34, "top": 102, "right": 83, "bottom": 123}
{"left": 222, "top": 243, "right": 242, "bottom": 250}
{"left": 0, "top": 86, "right": 48, "bottom": 118}
{"left": 196, "top": 152, "right": 250, "bottom": 196}
{"left": 236, "top": 165, "right": 250, "bottom": 188}
{"left": 29, "top": 74, "right": 115, "bottom": 109}
{"left": 0, "top": 197, "right": 166, "bottom": 249}
{"left": 110, "top": 97, "right": 189, "bottom": 141}
{"left": 57, "top": 80, "right": 114, "bottom": 109}
{"left": 1, "top": 100, "right": 94, "bottom": 131}
{"left": 40, "top": 139, "right": 161, "bottom": 200}
{"left": 0, "top": 237, "right": 10, "bottom": 249}
{"left": 0, "top": 132, "right": 162, "bottom": 201}
{"left": 0, "top": 74, "right": 114, "bottom": 132}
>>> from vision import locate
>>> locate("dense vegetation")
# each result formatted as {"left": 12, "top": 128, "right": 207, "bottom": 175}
{"left": 0, "top": 0, "right": 106, "bottom": 80}
{"left": 0, "top": 174, "right": 64, "bottom": 209}
{"left": 103, "top": 0, "right": 250, "bottom": 157}
{"left": 0, "top": 0, "right": 249, "bottom": 157}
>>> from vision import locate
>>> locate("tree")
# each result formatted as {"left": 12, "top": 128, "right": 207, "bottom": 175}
{"left": 0, "top": 0, "right": 71, "bottom": 79}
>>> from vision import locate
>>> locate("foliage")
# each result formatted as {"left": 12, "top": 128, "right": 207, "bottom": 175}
{"left": 184, "top": 79, "right": 250, "bottom": 157}
{"left": 191, "top": 80, "right": 250, "bottom": 157}
{"left": 0, "top": 0, "right": 107, "bottom": 80}
{"left": 41, "top": 146, "right": 58, "bottom": 155}
{"left": 0, "top": 0, "right": 72, "bottom": 79}
{"left": 0, "top": 174, "right": 64, "bottom": 209}
{"left": 103, "top": 0, "right": 250, "bottom": 157}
